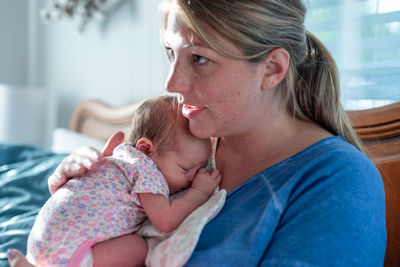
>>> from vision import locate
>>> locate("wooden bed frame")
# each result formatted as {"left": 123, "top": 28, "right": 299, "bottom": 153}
{"left": 70, "top": 99, "right": 142, "bottom": 142}
{"left": 70, "top": 99, "right": 400, "bottom": 267}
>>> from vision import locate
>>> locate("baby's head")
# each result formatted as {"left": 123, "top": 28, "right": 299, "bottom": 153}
{"left": 127, "top": 95, "right": 210, "bottom": 194}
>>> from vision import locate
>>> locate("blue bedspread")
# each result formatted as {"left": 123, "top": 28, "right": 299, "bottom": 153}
{"left": 0, "top": 143, "right": 65, "bottom": 266}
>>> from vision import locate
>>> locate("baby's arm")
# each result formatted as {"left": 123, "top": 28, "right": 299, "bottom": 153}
{"left": 139, "top": 168, "right": 221, "bottom": 233}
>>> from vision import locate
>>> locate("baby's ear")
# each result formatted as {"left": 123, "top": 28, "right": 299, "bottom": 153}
{"left": 135, "top": 137, "right": 155, "bottom": 155}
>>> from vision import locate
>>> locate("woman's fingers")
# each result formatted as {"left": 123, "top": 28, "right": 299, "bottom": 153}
{"left": 74, "top": 146, "right": 102, "bottom": 163}
{"left": 48, "top": 131, "right": 124, "bottom": 195}
{"left": 102, "top": 131, "right": 125, "bottom": 157}
{"left": 48, "top": 172, "right": 67, "bottom": 195}
{"left": 7, "top": 249, "right": 34, "bottom": 267}
{"left": 48, "top": 147, "right": 102, "bottom": 194}
{"left": 67, "top": 147, "right": 101, "bottom": 173}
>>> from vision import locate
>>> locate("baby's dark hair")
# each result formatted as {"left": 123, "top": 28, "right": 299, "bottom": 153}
{"left": 127, "top": 95, "right": 189, "bottom": 152}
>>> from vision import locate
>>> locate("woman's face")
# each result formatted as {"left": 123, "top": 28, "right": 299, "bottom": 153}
{"left": 163, "top": 7, "right": 271, "bottom": 139}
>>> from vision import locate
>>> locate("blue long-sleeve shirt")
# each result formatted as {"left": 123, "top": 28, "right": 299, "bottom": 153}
{"left": 187, "top": 136, "right": 386, "bottom": 266}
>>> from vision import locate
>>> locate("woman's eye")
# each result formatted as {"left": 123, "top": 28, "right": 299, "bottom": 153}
{"left": 192, "top": 54, "right": 208, "bottom": 64}
{"left": 165, "top": 48, "right": 175, "bottom": 61}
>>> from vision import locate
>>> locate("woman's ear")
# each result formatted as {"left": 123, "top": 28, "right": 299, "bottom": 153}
{"left": 261, "top": 48, "right": 290, "bottom": 91}
{"left": 135, "top": 137, "right": 155, "bottom": 155}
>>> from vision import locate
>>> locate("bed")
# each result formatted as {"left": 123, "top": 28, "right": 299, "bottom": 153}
{"left": 0, "top": 99, "right": 399, "bottom": 266}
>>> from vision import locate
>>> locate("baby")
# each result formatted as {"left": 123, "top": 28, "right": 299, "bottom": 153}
{"left": 26, "top": 95, "right": 221, "bottom": 267}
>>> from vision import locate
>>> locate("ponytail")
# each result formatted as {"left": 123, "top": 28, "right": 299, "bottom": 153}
{"left": 290, "top": 32, "right": 364, "bottom": 152}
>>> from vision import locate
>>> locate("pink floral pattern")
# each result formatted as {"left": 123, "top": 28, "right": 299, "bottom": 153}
{"left": 136, "top": 137, "right": 226, "bottom": 267}
{"left": 27, "top": 143, "right": 169, "bottom": 266}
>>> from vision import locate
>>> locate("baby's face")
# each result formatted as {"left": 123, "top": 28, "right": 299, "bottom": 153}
{"left": 150, "top": 133, "right": 210, "bottom": 194}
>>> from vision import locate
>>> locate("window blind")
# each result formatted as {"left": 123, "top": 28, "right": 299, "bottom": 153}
{"left": 305, "top": 0, "right": 400, "bottom": 110}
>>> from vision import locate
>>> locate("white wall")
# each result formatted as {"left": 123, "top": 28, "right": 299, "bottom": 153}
{"left": 0, "top": 1, "right": 29, "bottom": 86}
{"left": 0, "top": 0, "right": 169, "bottom": 147}
{"left": 34, "top": 0, "right": 169, "bottom": 128}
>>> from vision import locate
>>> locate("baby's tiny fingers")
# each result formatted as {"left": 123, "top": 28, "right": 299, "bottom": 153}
{"left": 210, "top": 169, "right": 220, "bottom": 177}
{"left": 215, "top": 174, "right": 222, "bottom": 183}
{"left": 197, "top": 168, "right": 207, "bottom": 174}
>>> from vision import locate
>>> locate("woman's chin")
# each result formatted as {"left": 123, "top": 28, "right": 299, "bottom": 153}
{"left": 188, "top": 121, "right": 213, "bottom": 139}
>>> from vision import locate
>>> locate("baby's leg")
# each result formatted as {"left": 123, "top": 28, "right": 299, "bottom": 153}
{"left": 92, "top": 234, "right": 148, "bottom": 267}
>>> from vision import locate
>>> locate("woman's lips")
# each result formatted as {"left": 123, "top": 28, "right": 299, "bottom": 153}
{"left": 182, "top": 104, "right": 205, "bottom": 119}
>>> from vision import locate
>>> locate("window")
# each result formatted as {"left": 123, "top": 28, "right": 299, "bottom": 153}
{"left": 305, "top": 0, "right": 400, "bottom": 110}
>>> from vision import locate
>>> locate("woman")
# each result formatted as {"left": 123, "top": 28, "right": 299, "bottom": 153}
{"left": 9, "top": 0, "right": 386, "bottom": 266}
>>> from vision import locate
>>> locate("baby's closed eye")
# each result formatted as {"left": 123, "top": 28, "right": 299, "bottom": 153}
{"left": 179, "top": 166, "right": 190, "bottom": 173}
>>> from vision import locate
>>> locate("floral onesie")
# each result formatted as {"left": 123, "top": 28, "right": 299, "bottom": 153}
{"left": 26, "top": 143, "right": 169, "bottom": 267}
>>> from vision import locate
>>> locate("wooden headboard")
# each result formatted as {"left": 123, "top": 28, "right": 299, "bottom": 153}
{"left": 70, "top": 99, "right": 142, "bottom": 142}
{"left": 70, "top": 99, "right": 400, "bottom": 266}
{"left": 347, "top": 102, "right": 400, "bottom": 162}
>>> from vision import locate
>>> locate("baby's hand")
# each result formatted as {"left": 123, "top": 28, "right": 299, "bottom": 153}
{"left": 190, "top": 168, "right": 222, "bottom": 199}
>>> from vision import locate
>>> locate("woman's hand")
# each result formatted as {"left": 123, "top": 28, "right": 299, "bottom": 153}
{"left": 7, "top": 249, "right": 34, "bottom": 267}
{"left": 48, "top": 131, "right": 125, "bottom": 194}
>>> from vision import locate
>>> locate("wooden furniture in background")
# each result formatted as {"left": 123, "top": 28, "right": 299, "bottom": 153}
{"left": 70, "top": 99, "right": 141, "bottom": 142}
{"left": 348, "top": 101, "right": 400, "bottom": 267}
{"left": 71, "top": 99, "right": 400, "bottom": 266}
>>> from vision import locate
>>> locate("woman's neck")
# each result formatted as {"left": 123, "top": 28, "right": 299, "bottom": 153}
{"left": 216, "top": 113, "right": 332, "bottom": 192}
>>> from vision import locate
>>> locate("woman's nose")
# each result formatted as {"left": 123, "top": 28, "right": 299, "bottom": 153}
{"left": 165, "top": 61, "right": 190, "bottom": 94}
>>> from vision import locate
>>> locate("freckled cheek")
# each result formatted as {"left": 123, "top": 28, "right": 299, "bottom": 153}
{"left": 202, "top": 79, "right": 244, "bottom": 115}
{"left": 212, "top": 100, "right": 240, "bottom": 127}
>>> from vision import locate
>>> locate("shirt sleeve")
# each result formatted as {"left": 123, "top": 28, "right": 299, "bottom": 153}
{"left": 259, "top": 152, "right": 386, "bottom": 266}
{"left": 131, "top": 158, "right": 169, "bottom": 199}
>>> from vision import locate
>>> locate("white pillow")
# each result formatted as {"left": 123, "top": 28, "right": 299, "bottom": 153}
{"left": 51, "top": 128, "right": 106, "bottom": 153}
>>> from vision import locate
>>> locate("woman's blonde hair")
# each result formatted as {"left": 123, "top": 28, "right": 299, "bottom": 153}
{"left": 160, "top": 0, "right": 364, "bottom": 151}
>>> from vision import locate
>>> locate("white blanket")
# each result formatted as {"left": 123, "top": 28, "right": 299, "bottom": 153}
{"left": 136, "top": 188, "right": 226, "bottom": 267}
